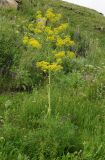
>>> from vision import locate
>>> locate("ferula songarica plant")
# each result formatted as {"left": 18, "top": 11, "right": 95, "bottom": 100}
{"left": 23, "top": 8, "right": 76, "bottom": 116}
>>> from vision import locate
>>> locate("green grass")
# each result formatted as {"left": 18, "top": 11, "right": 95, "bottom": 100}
{"left": 0, "top": 75, "right": 105, "bottom": 159}
{"left": 0, "top": 0, "right": 105, "bottom": 159}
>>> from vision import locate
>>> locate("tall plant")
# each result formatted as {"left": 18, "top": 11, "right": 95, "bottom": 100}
{"left": 23, "top": 8, "right": 75, "bottom": 116}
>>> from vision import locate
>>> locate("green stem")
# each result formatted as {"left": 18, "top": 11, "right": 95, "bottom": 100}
{"left": 47, "top": 70, "right": 51, "bottom": 116}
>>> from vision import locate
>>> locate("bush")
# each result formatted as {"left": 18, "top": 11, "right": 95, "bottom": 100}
{"left": 0, "top": 28, "right": 24, "bottom": 91}
{"left": 0, "top": 30, "right": 22, "bottom": 76}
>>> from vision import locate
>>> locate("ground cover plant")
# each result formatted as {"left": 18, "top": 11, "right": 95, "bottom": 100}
{"left": 0, "top": 0, "right": 105, "bottom": 159}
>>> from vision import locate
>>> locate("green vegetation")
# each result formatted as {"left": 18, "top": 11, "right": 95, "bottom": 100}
{"left": 0, "top": 0, "right": 105, "bottom": 159}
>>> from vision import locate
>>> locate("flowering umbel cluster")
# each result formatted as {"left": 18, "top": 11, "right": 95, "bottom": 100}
{"left": 23, "top": 36, "right": 41, "bottom": 49}
{"left": 23, "top": 8, "right": 76, "bottom": 72}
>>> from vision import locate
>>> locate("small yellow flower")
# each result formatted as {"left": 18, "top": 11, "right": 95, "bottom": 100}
{"left": 23, "top": 36, "right": 29, "bottom": 44}
{"left": 67, "top": 51, "right": 76, "bottom": 58}
{"left": 45, "top": 8, "right": 55, "bottom": 20}
{"left": 36, "top": 61, "right": 49, "bottom": 71}
{"left": 29, "top": 38, "right": 42, "bottom": 49}
{"left": 34, "top": 18, "right": 46, "bottom": 33}
{"left": 37, "top": 21, "right": 46, "bottom": 29}
{"left": 64, "top": 37, "right": 75, "bottom": 47}
{"left": 36, "top": 10, "right": 43, "bottom": 19}
{"left": 45, "top": 9, "right": 62, "bottom": 23}
{"left": 45, "top": 27, "right": 53, "bottom": 35}
{"left": 56, "top": 36, "right": 75, "bottom": 47}
{"left": 36, "top": 61, "right": 62, "bottom": 72}
{"left": 56, "top": 37, "right": 64, "bottom": 47}
{"left": 55, "top": 51, "right": 65, "bottom": 59}
{"left": 61, "top": 23, "right": 69, "bottom": 30}
{"left": 48, "top": 63, "right": 63, "bottom": 71}
{"left": 34, "top": 28, "right": 42, "bottom": 34}
{"left": 54, "top": 23, "right": 69, "bottom": 34}
{"left": 47, "top": 35, "right": 55, "bottom": 41}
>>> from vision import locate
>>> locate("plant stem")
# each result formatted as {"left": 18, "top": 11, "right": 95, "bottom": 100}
{"left": 47, "top": 70, "right": 51, "bottom": 116}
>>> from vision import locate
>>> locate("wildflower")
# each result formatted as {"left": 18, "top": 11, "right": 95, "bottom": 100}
{"left": 61, "top": 23, "right": 69, "bottom": 30}
{"left": 36, "top": 61, "right": 62, "bottom": 72}
{"left": 46, "top": 8, "right": 62, "bottom": 23}
{"left": 23, "top": 36, "right": 29, "bottom": 44}
{"left": 29, "top": 38, "right": 41, "bottom": 49}
{"left": 63, "top": 36, "right": 75, "bottom": 47}
{"left": 67, "top": 51, "right": 75, "bottom": 58}
{"left": 45, "top": 27, "right": 53, "bottom": 35}
{"left": 63, "top": 36, "right": 73, "bottom": 46}
{"left": 54, "top": 23, "right": 69, "bottom": 34}
{"left": 48, "top": 63, "right": 63, "bottom": 71}
{"left": 28, "top": 23, "right": 34, "bottom": 31}
{"left": 34, "top": 18, "right": 46, "bottom": 33}
{"left": 36, "top": 61, "right": 49, "bottom": 71}
{"left": 47, "top": 35, "right": 55, "bottom": 41}
{"left": 36, "top": 10, "right": 43, "bottom": 19}
{"left": 45, "top": 8, "right": 55, "bottom": 20}
{"left": 56, "top": 58, "right": 62, "bottom": 64}
{"left": 34, "top": 28, "right": 42, "bottom": 34}
{"left": 56, "top": 37, "right": 64, "bottom": 47}
{"left": 37, "top": 20, "right": 46, "bottom": 30}
{"left": 54, "top": 13, "right": 62, "bottom": 22}
{"left": 55, "top": 51, "right": 65, "bottom": 59}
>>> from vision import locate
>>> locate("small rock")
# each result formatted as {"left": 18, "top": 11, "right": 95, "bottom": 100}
{"left": 0, "top": 0, "right": 18, "bottom": 9}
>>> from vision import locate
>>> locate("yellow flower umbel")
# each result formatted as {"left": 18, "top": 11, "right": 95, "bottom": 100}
{"left": 36, "top": 61, "right": 62, "bottom": 72}
{"left": 67, "top": 51, "right": 76, "bottom": 58}
{"left": 37, "top": 20, "right": 46, "bottom": 29}
{"left": 55, "top": 51, "right": 65, "bottom": 59}
{"left": 54, "top": 23, "right": 69, "bottom": 34}
{"left": 36, "top": 10, "right": 43, "bottom": 19}
{"left": 47, "top": 35, "right": 55, "bottom": 41}
{"left": 23, "top": 36, "right": 29, "bottom": 44}
{"left": 63, "top": 36, "right": 75, "bottom": 47}
{"left": 45, "top": 8, "right": 55, "bottom": 21}
{"left": 56, "top": 36, "right": 75, "bottom": 47}
{"left": 33, "top": 10, "right": 47, "bottom": 34}
{"left": 45, "top": 27, "right": 53, "bottom": 35}
{"left": 36, "top": 60, "right": 62, "bottom": 116}
{"left": 34, "top": 28, "right": 42, "bottom": 34}
{"left": 28, "top": 38, "right": 42, "bottom": 49}
{"left": 48, "top": 63, "right": 63, "bottom": 71}
{"left": 45, "top": 8, "right": 61, "bottom": 23}
{"left": 36, "top": 61, "right": 49, "bottom": 72}
{"left": 56, "top": 37, "right": 65, "bottom": 47}
{"left": 34, "top": 17, "right": 46, "bottom": 34}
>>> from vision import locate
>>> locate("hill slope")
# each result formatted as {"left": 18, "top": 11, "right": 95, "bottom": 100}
{"left": 0, "top": 1, "right": 105, "bottom": 159}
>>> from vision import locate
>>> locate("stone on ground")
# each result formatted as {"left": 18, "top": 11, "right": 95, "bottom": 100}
{"left": 0, "top": 0, "right": 18, "bottom": 9}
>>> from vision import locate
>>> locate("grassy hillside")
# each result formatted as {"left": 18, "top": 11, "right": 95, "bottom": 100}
{"left": 0, "top": 0, "right": 105, "bottom": 159}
